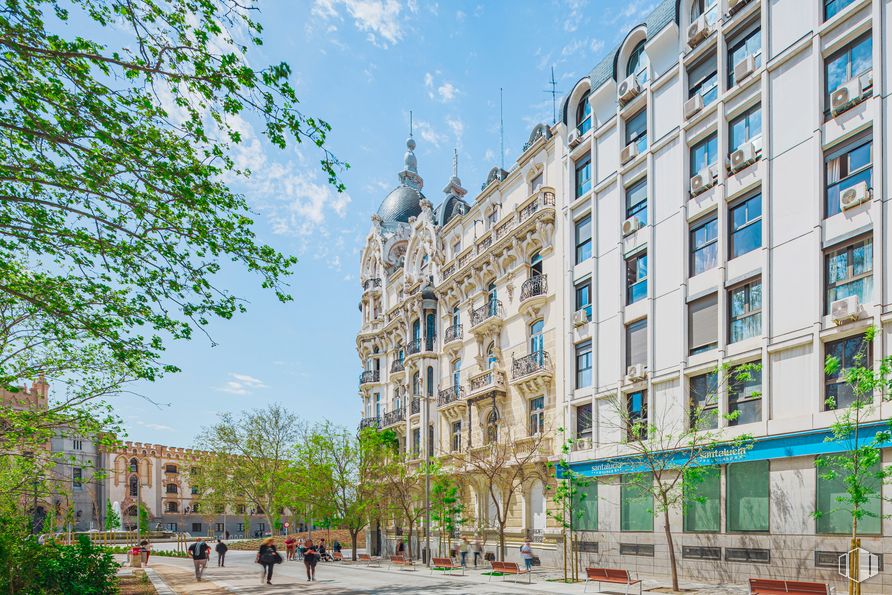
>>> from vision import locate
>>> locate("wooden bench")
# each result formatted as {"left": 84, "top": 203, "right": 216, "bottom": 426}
{"left": 356, "top": 553, "right": 380, "bottom": 567}
{"left": 584, "top": 567, "right": 642, "bottom": 594}
{"left": 389, "top": 554, "right": 415, "bottom": 570}
{"left": 488, "top": 560, "right": 531, "bottom": 584}
{"left": 430, "top": 556, "right": 464, "bottom": 575}
{"left": 749, "top": 578, "right": 835, "bottom": 595}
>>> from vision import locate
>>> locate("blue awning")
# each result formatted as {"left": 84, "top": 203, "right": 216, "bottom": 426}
{"left": 559, "top": 422, "right": 892, "bottom": 479}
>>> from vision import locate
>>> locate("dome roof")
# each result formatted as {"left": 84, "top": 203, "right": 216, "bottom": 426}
{"left": 421, "top": 280, "right": 437, "bottom": 301}
{"left": 377, "top": 185, "right": 425, "bottom": 224}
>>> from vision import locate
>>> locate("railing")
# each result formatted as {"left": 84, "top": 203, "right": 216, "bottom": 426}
{"left": 442, "top": 263, "right": 455, "bottom": 278}
{"left": 359, "top": 417, "right": 380, "bottom": 430}
{"left": 520, "top": 275, "right": 548, "bottom": 301}
{"left": 438, "top": 386, "right": 465, "bottom": 407}
{"left": 410, "top": 397, "right": 420, "bottom": 415}
{"left": 476, "top": 236, "right": 492, "bottom": 253}
{"left": 382, "top": 408, "right": 405, "bottom": 427}
{"left": 390, "top": 359, "right": 405, "bottom": 374}
{"left": 518, "top": 190, "right": 556, "bottom": 223}
{"left": 494, "top": 217, "right": 514, "bottom": 241}
{"left": 471, "top": 300, "right": 503, "bottom": 327}
{"left": 458, "top": 253, "right": 472, "bottom": 268}
{"left": 444, "top": 324, "right": 463, "bottom": 343}
{"left": 469, "top": 369, "right": 503, "bottom": 392}
{"left": 363, "top": 278, "right": 381, "bottom": 291}
{"left": 407, "top": 338, "right": 421, "bottom": 356}
{"left": 359, "top": 370, "right": 380, "bottom": 385}
{"left": 512, "top": 351, "right": 552, "bottom": 380}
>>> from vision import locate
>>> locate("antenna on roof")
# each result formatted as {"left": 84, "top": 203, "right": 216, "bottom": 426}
{"left": 409, "top": 110, "right": 413, "bottom": 138}
{"left": 499, "top": 88, "right": 504, "bottom": 171}
{"left": 452, "top": 148, "right": 458, "bottom": 178}
{"left": 547, "top": 66, "right": 558, "bottom": 125}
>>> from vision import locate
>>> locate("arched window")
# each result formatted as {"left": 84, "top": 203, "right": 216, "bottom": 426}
{"left": 626, "top": 40, "right": 649, "bottom": 84}
{"left": 530, "top": 251, "right": 542, "bottom": 277}
{"left": 426, "top": 366, "right": 434, "bottom": 397}
{"left": 530, "top": 320, "right": 545, "bottom": 357}
{"left": 394, "top": 389, "right": 402, "bottom": 411}
{"left": 166, "top": 501, "right": 179, "bottom": 513}
{"left": 576, "top": 90, "right": 592, "bottom": 134}
{"left": 425, "top": 312, "right": 436, "bottom": 348}
{"left": 166, "top": 483, "right": 178, "bottom": 494}
{"left": 452, "top": 359, "right": 462, "bottom": 388}
{"left": 412, "top": 319, "right": 421, "bottom": 341}
{"left": 129, "top": 475, "right": 138, "bottom": 497}
{"left": 412, "top": 371, "right": 421, "bottom": 396}
{"left": 485, "top": 408, "right": 500, "bottom": 444}
{"left": 486, "top": 343, "right": 498, "bottom": 370}
{"left": 129, "top": 457, "right": 138, "bottom": 473}
{"left": 487, "top": 282, "right": 498, "bottom": 316}
{"left": 451, "top": 305, "right": 460, "bottom": 330}
{"left": 691, "top": 0, "right": 717, "bottom": 23}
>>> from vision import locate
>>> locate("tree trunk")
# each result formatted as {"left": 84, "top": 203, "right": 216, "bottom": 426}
{"left": 350, "top": 529, "right": 359, "bottom": 562}
{"left": 663, "top": 509, "right": 679, "bottom": 592}
{"left": 498, "top": 524, "right": 506, "bottom": 561}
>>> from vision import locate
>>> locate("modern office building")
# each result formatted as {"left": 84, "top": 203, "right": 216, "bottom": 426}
{"left": 558, "top": 0, "right": 890, "bottom": 588}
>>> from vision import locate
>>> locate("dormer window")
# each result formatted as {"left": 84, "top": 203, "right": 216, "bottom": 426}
{"left": 576, "top": 90, "right": 592, "bottom": 134}
{"left": 627, "top": 41, "right": 648, "bottom": 84}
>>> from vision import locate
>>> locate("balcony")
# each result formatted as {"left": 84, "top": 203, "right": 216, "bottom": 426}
{"left": 382, "top": 408, "right": 405, "bottom": 428}
{"left": 519, "top": 274, "right": 548, "bottom": 316}
{"left": 517, "top": 189, "right": 556, "bottom": 225}
{"left": 359, "top": 370, "right": 380, "bottom": 386}
{"left": 510, "top": 352, "right": 554, "bottom": 396}
{"left": 470, "top": 300, "right": 504, "bottom": 335}
{"left": 363, "top": 278, "right": 381, "bottom": 293}
{"left": 359, "top": 417, "right": 380, "bottom": 430}
{"left": 437, "top": 385, "right": 466, "bottom": 409}
{"left": 390, "top": 359, "right": 405, "bottom": 377}
{"left": 444, "top": 324, "right": 463, "bottom": 345}
{"left": 467, "top": 368, "right": 507, "bottom": 400}
{"left": 410, "top": 396, "right": 421, "bottom": 416}
{"left": 406, "top": 336, "right": 436, "bottom": 359}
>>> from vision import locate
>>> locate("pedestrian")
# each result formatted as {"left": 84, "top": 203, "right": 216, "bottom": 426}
{"left": 285, "top": 535, "right": 296, "bottom": 561}
{"left": 187, "top": 538, "right": 211, "bottom": 582}
{"left": 472, "top": 536, "right": 482, "bottom": 567}
{"left": 396, "top": 540, "right": 405, "bottom": 556}
{"left": 139, "top": 539, "right": 152, "bottom": 566}
{"left": 459, "top": 538, "right": 469, "bottom": 567}
{"left": 520, "top": 539, "right": 534, "bottom": 573}
{"left": 303, "top": 538, "right": 319, "bottom": 581}
{"left": 297, "top": 535, "right": 305, "bottom": 561}
{"left": 224, "top": 530, "right": 229, "bottom": 540}
{"left": 215, "top": 539, "right": 228, "bottom": 567}
{"left": 256, "top": 537, "right": 280, "bottom": 585}
{"left": 333, "top": 540, "right": 342, "bottom": 554}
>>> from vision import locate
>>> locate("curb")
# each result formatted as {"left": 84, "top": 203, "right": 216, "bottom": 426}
{"left": 143, "top": 568, "right": 176, "bottom": 595}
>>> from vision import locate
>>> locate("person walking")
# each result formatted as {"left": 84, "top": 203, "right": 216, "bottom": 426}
{"left": 520, "top": 539, "right": 534, "bottom": 573}
{"left": 284, "top": 536, "right": 296, "bottom": 561}
{"left": 187, "top": 538, "right": 211, "bottom": 582}
{"left": 459, "top": 538, "right": 469, "bottom": 567}
{"left": 215, "top": 540, "right": 228, "bottom": 567}
{"left": 256, "top": 537, "right": 280, "bottom": 585}
{"left": 472, "top": 536, "right": 482, "bottom": 567}
{"left": 296, "top": 535, "right": 305, "bottom": 561}
{"left": 303, "top": 538, "right": 319, "bottom": 581}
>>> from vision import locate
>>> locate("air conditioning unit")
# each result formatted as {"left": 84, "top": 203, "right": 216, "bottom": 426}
{"left": 840, "top": 181, "right": 870, "bottom": 210}
{"left": 689, "top": 166, "right": 715, "bottom": 196}
{"left": 568, "top": 129, "right": 581, "bottom": 148}
{"left": 684, "top": 94, "right": 704, "bottom": 120}
{"left": 830, "top": 295, "right": 861, "bottom": 324}
{"left": 687, "top": 15, "right": 711, "bottom": 48}
{"left": 622, "top": 216, "right": 642, "bottom": 236}
{"left": 617, "top": 75, "right": 641, "bottom": 103}
{"left": 729, "top": 139, "right": 758, "bottom": 173}
{"left": 573, "top": 309, "right": 589, "bottom": 327}
{"left": 620, "top": 142, "right": 639, "bottom": 164}
{"left": 830, "top": 77, "right": 864, "bottom": 116}
{"left": 574, "top": 437, "right": 592, "bottom": 451}
{"left": 733, "top": 54, "right": 756, "bottom": 85}
{"left": 728, "top": 0, "right": 750, "bottom": 12}
{"left": 626, "top": 363, "right": 646, "bottom": 383}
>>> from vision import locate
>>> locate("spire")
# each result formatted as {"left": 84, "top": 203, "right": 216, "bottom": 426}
{"left": 442, "top": 146, "right": 466, "bottom": 198}
{"left": 398, "top": 113, "right": 423, "bottom": 190}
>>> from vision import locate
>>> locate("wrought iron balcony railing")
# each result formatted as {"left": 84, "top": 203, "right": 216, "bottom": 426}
{"left": 469, "top": 369, "right": 504, "bottom": 392}
{"left": 406, "top": 336, "right": 436, "bottom": 356}
{"left": 518, "top": 190, "right": 556, "bottom": 223}
{"left": 471, "top": 300, "right": 503, "bottom": 327}
{"left": 390, "top": 359, "right": 405, "bottom": 374}
{"left": 362, "top": 278, "right": 381, "bottom": 291}
{"left": 359, "top": 417, "right": 380, "bottom": 430}
{"left": 444, "top": 324, "right": 463, "bottom": 343}
{"left": 438, "top": 386, "right": 465, "bottom": 407}
{"left": 512, "top": 351, "right": 552, "bottom": 380}
{"left": 359, "top": 370, "right": 380, "bottom": 385}
{"left": 410, "top": 397, "right": 420, "bottom": 415}
{"left": 382, "top": 408, "right": 405, "bottom": 427}
{"left": 520, "top": 275, "right": 548, "bottom": 301}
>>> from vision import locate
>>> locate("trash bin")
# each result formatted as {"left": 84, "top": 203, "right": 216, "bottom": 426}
{"left": 129, "top": 547, "right": 142, "bottom": 568}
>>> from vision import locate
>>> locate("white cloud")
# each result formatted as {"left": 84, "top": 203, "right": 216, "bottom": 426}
{"left": 217, "top": 372, "right": 268, "bottom": 395}
{"left": 312, "top": 0, "right": 406, "bottom": 48}
{"left": 446, "top": 116, "right": 464, "bottom": 148}
{"left": 438, "top": 82, "right": 457, "bottom": 102}
{"left": 483, "top": 148, "right": 495, "bottom": 162}
{"left": 424, "top": 71, "right": 460, "bottom": 103}
{"left": 414, "top": 120, "right": 448, "bottom": 148}
{"left": 563, "top": 0, "right": 588, "bottom": 32}
{"left": 456, "top": 9, "right": 466, "bottom": 21}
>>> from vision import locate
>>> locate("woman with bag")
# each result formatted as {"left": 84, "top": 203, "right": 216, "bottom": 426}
{"left": 303, "top": 538, "right": 319, "bottom": 581}
{"left": 256, "top": 537, "right": 281, "bottom": 585}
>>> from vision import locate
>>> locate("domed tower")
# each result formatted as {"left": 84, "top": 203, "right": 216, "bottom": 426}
{"left": 376, "top": 137, "right": 426, "bottom": 227}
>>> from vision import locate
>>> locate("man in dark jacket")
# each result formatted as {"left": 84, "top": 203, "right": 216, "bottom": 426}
{"left": 215, "top": 540, "right": 228, "bottom": 567}
{"left": 188, "top": 538, "right": 211, "bottom": 581}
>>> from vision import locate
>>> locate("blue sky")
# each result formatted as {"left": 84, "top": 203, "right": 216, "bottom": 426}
{"left": 114, "top": 0, "right": 658, "bottom": 446}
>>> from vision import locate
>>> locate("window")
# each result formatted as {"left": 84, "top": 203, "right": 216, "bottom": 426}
{"left": 825, "top": 236, "right": 873, "bottom": 313}
{"left": 452, "top": 239, "right": 461, "bottom": 257}
{"left": 374, "top": 393, "right": 381, "bottom": 418}
{"left": 688, "top": 293, "right": 718, "bottom": 355}
{"left": 167, "top": 522, "right": 178, "bottom": 531}
{"left": 626, "top": 251, "right": 647, "bottom": 305}
{"left": 452, "top": 358, "right": 461, "bottom": 389}
{"left": 166, "top": 483, "right": 178, "bottom": 494}
{"left": 576, "top": 403, "right": 592, "bottom": 440}
{"left": 451, "top": 421, "right": 461, "bottom": 452}
{"left": 626, "top": 391, "right": 647, "bottom": 440}
{"left": 729, "top": 279, "right": 762, "bottom": 343}
{"left": 487, "top": 208, "right": 498, "bottom": 228}
{"left": 530, "top": 172, "right": 543, "bottom": 193}
{"left": 165, "top": 464, "right": 177, "bottom": 474}
{"left": 824, "top": 334, "right": 872, "bottom": 410}
{"left": 166, "top": 501, "right": 178, "bottom": 513}
{"left": 575, "top": 215, "right": 592, "bottom": 263}
{"left": 625, "top": 178, "right": 647, "bottom": 225}
{"left": 691, "top": 0, "right": 718, "bottom": 23}
{"left": 529, "top": 251, "right": 542, "bottom": 276}
{"left": 621, "top": 474, "right": 653, "bottom": 531}
{"left": 412, "top": 371, "right": 420, "bottom": 396}
{"left": 824, "top": 34, "right": 872, "bottom": 114}
{"left": 625, "top": 109, "right": 647, "bottom": 154}
{"left": 192, "top": 523, "right": 202, "bottom": 533}
{"left": 73, "top": 467, "right": 82, "bottom": 489}
{"left": 236, "top": 504, "right": 246, "bottom": 515}
{"left": 688, "top": 55, "right": 718, "bottom": 107}
{"left": 728, "top": 363, "right": 762, "bottom": 425}
{"left": 426, "top": 366, "right": 434, "bottom": 397}
{"left": 727, "top": 25, "right": 762, "bottom": 88}
{"left": 729, "top": 104, "right": 762, "bottom": 154}
{"left": 816, "top": 458, "right": 881, "bottom": 534}
{"left": 529, "top": 319, "right": 544, "bottom": 358}
{"left": 216, "top": 523, "right": 225, "bottom": 532}
{"left": 428, "top": 423, "right": 434, "bottom": 457}
{"left": 575, "top": 341, "right": 592, "bottom": 389}
{"left": 690, "top": 133, "right": 718, "bottom": 177}
{"left": 486, "top": 342, "right": 497, "bottom": 370}
{"left": 626, "top": 41, "right": 648, "bottom": 84}
{"left": 684, "top": 466, "right": 719, "bottom": 532}
{"left": 727, "top": 461, "right": 769, "bottom": 532}
{"left": 729, "top": 193, "right": 762, "bottom": 258}
{"left": 576, "top": 90, "right": 591, "bottom": 134}
{"left": 824, "top": 0, "right": 856, "bottom": 20}
{"left": 575, "top": 279, "right": 592, "bottom": 319}
{"left": 690, "top": 216, "right": 717, "bottom": 276}
{"left": 191, "top": 487, "right": 199, "bottom": 495}
{"left": 485, "top": 408, "right": 499, "bottom": 444}
{"left": 129, "top": 475, "right": 138, "bottom": 497}
{"left": 690, "top": 371, "right": 718, "bottom": 430}
{"left": 529, "top": 396, "right": 545, "bottom": 435}
{"left": 825, "top": 134, "right": 872, "bottom": 217}
{"left": 572, "top": 482, "right": 598, "bottom": 530}
{"left": 411, "top": 428, "right": 421, "bottom": 457}
{"left": 625, "top": 320, "right": 647, "bottom": 369}
{"left": 575, "top": 156, "right": 592, "bottom": 198}
{"left": 72, "top": 439, "right": 83, "bottom": 451}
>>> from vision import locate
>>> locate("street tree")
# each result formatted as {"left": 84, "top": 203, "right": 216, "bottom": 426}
{"left": 193, "top": 404, "right": 300, "bottom": 533}
{"left": 428, "top": 460, "right": 466, "bottom": 556}
{"left": 602, "top": 363, "right": 760, "bottom": 592}
{"left": 374, "top": 434, "right": 426, "bottom": 559}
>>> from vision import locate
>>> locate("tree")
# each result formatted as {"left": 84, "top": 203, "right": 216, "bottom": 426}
{"left": 428, "top": 461, "right": 466, "bottom": 557}
{"left": 103, "top": 500, "right": 119, "bottom": 531}
{"left": 817, "top": 326, "right": 892, "bottom": 594}
{"left": 602, "top": 363, "right": 760, "bottom": 591}
{"left": 194, "top": 404, "right": 300, "bottom": 532}
{"left": 0, "top": 0, "right": 345, "bottom": 393}
{"left": 449, "top": 425, "right": 549, "bottom": 561}
{"left": 374, "top": 436, "right": 426, "bottom": 559}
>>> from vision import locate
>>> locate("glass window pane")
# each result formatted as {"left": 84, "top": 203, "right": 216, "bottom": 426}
{"left": 572, "top": 482, "right": 598, "bottom": 531}
{"left": 684, "top": 467, "right": 720, "bottom": 532}
{"left": 621, "top": 475, "right": 653, "bottom": 532}
{"left": 850, "top": 36, "right": 872, "bottom": 78}
{"left": 727, "top": 461, "right": 769, "bottom": 531}
{"left": 816, "top": 459, "right": 881, "bottom": 534}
